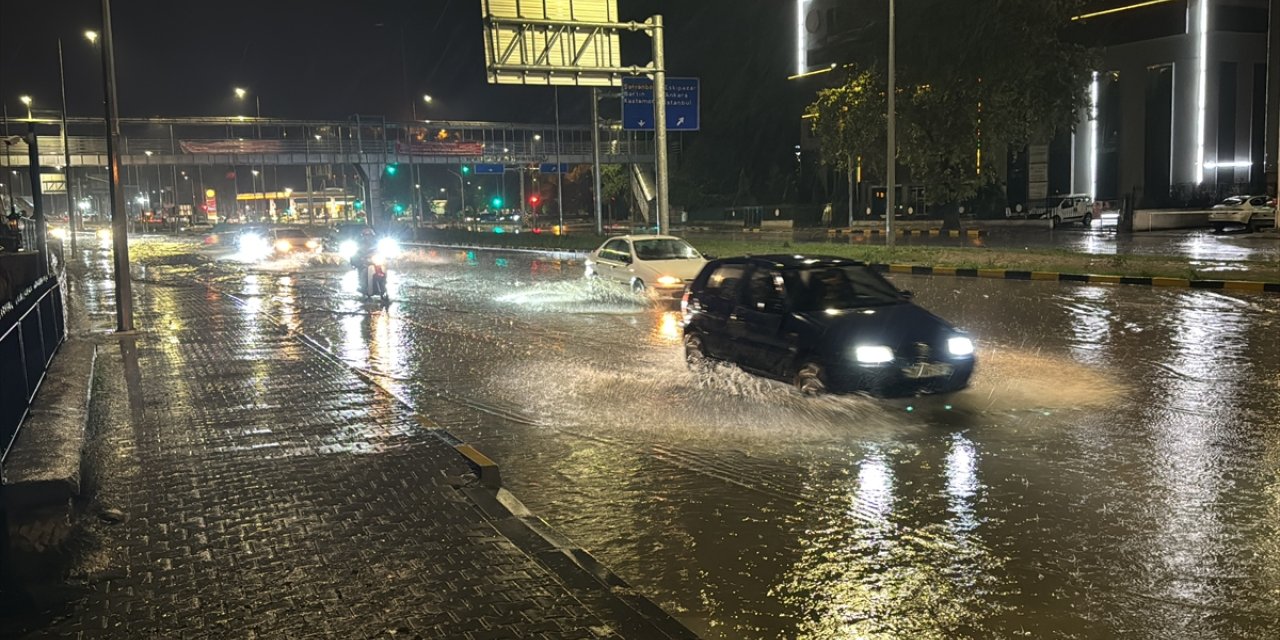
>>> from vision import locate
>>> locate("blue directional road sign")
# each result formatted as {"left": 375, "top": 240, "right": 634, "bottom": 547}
{"left": 538, "top": 163, "right": 571, "bottom": 174}
{"left": 622, "top": 77, "right": 700, "bottom": 131}
{"left": 474, "top": 163, "right": 505, "bottom": 174}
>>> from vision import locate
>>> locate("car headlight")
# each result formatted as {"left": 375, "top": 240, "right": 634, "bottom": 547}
{"left": 855, "top": 345, "right": 895, "bottom": 364}
{"left": 656, "top": 275, "right": 682, "bottom": 286}
{"left": 305, "top": 239, "right": 320, "bottom": 250}
{"left": 96, "top": 228, "right": 111, "bottom": 241}
{"left": 338, "top": 240, "right": 357, "bottom": 260}
{"left": 50, "top": 227, "right": 68, "bottom": 240}
{"left": 376, "top": 237, "right": 400, "bottom": 258}
{"left": 274, "top": 240, "right": 292, "bottom": 252}
{"left": 948, "top": 336, "right": 974, "bottom": 357}
{"left": 238, "top": 233, "right": 265, "bottom": 251}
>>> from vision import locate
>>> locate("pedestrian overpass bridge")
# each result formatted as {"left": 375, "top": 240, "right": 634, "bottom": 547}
{"left": 0, "top": 116, "right": 656, "bottom": 169}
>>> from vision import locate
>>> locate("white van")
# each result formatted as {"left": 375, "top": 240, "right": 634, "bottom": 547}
{"left": 1040, "top": 194, "right": 1094, "bottom": 227}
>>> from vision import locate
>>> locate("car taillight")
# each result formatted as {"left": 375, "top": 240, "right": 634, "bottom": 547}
{"left": 681, "top": 291, "right": 691, "bottom": 320}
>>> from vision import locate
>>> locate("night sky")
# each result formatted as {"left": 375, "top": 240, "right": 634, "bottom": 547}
{"left": 1, "top": 1, "right": 788, "bottom": 124}
{"left": 2, "top": 1, "right": 803, "bottom": 206}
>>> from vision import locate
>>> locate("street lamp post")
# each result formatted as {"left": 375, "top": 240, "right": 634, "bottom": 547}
{"left": 95, "top": 0, "right": 134, "bottom": 331}
{"left": 885, "top": 0, "right": 897, "bottom": 246}
{"left": 19, "top": 95, "right": 33, "bottom": 120}
{"left": 57, "top": 38, "right": 77, "bottom": 252}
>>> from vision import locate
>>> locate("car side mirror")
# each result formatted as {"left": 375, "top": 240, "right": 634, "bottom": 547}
{"left": 702, "top": 254, "right": 716, "bottom": 260}
{"left": 899, "top": 289, "right": 914, "bottom": 299}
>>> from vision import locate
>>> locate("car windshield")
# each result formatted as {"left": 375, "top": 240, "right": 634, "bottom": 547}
{"left": 784, "top": 265, "right": 904, "bottom": 310}
{"left": 633, "top": 239, "right": 700, "bottom": 261}
{"left": 275, "top": 229, "right": 308, "bottom": 239}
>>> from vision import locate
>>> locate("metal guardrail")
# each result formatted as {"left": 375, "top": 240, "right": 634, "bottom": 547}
{"left": 0, "top": 273, "right": 66, "bottom": 461}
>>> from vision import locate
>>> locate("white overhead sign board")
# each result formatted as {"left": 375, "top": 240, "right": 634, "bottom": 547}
{"left": 482, "top": 0, "right": 624, "bottom": 86}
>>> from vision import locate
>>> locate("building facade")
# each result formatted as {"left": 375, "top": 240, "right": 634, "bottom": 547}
{"left": 796, "top": 0, "right": 1277, "bottom": 209}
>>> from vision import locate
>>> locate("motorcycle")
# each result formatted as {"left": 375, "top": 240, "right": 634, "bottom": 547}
{"left": 342, "top": 237, "right": 399, "bottom": 304}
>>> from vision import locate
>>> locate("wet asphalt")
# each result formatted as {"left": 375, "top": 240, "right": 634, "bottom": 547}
{"left": 114, "top": 238, "right": 1280, "bottom": 639}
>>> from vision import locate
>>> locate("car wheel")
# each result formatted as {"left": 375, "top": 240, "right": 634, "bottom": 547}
{"left": 632, "top": 279, "right": 646, "bottom": 295}
{"left": 1051, "top": 215, "right": 1061, "bottom": 228}
{"left": 794, "top": 362, "right": 827, "bottom": 396}
{"left": 684, "top": 333, "right": 707, "bottom": 369}
{"left": 1081, "top": 213, "right": 1092, "bottom": 227}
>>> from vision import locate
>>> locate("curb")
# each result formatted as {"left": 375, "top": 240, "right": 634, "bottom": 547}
{"left": 216, "top": 287, "right": 696, "bottom": 639}
{"left": 827, "top": 228, "right": 987, "bottom": 237}
{"left": 403, "top": 241, "right": 590, "bottom": 259}
{"left": 873, "top": 263, "right": 1280, "bottom": 293}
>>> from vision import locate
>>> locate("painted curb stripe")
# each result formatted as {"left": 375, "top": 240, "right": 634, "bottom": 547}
{"left": 1222, "top": 281, "right": 1265, "bottom": 292}
{"left": 865, "top": 263, "right": 1279, "bottom": 293}
{"left": 455, "top": 444, "right": 502, "bottom": 489}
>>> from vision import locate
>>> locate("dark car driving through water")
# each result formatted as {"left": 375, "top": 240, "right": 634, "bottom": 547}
{"left": 681, "top": 255, "right": 975, "bottom": 397}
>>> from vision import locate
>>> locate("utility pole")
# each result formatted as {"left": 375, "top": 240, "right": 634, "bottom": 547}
{"left": 554, "top": 87, "right": 564, "bottom": 233}
{"left": 885, "top": 0, "right": 897, "bottom": 246}
{"left": 1269, "top": 0, "right": 1279, "bottom": 200}
{"left": 26, "top": 124, "right": 49, "bottom": 277}
{"left": 100, "top": 0, "right": 134, "bottom": 332}
{"left": 651, "top": 15, "right": 670, "bottom": 235}
{"left": 591, "top": 87, "right": 604, "bottom": 235}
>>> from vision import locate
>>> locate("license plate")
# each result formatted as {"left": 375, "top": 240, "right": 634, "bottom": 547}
{"left": 902, "top": 363, "right": 953, "bottom": 379}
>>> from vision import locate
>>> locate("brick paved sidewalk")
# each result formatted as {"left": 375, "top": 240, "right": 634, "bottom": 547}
{"left": 0, "top": 277, "right": 669, "bottom": 639}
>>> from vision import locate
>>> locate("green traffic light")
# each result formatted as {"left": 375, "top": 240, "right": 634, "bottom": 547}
{"left": 461, "top": 165, "right": 471, "bottom": 175}
{"left": 393, "top": 203, "right": 405, "bottom": 213}
{"left": 490, "top": 196, "right": 503, "bottom": 208}
{"left": 353, "top": 200, "right": 364, "bottom": 211}
{"left": 386, "top": 164, "right": 398, "bottom": 176}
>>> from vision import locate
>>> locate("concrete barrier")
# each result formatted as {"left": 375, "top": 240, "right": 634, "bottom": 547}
{"left": 1132, "top": 209, "right": 1212, "bottom": 231}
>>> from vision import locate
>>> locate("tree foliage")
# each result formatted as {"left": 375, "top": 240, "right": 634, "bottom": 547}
{"left": 805, "top": 0, "right": 1095, "bottom": 204}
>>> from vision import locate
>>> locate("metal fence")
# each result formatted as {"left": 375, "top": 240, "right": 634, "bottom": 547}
{"left": 0, "top": 273, "right": 66, "bottom": 461}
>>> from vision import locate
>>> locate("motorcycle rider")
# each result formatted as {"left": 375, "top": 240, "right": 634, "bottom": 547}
{"left": 351, "top": 226, "right": 378, "bottom": 294}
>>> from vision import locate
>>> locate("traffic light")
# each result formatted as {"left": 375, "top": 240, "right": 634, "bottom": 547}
{"left": 393, "top": 203, "right": 405, "bottom": 214}
{"left": 353, "top": 199, "right": 364, "bottom": 211}
{"left": 385, "top": 164, "right": 398, "bottom": 176}
{"left": 461, "top": 165, "right": 471, "bottom": 175}
{"left": 490, "top": 196, "right": 503, "bottom": 208}
{"left": 528, "top": 195, "right": 540, "bottom": 206}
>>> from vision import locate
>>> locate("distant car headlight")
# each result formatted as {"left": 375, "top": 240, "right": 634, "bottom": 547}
{"left": 96, "top": 228, "right": 111, "bottom": 241}
{"left": 238, "top": 233, "right": 265, "bottom": 252}
{"left": 305, "top": 239, "right": 320, "bottom": 250}
{"left": 855, "top": 345, "right": 895, "bottom": 364}
{"left": 948, "top": 337, "right": 974, "bottom": 357}
{"left": 50, "top": 227, "right": 68, "bottom": 240}
{"left": 274, "top": 240, "right": 292, "bottom": 252}
{"left": 376, "top": 237, "right": 400, "bottom": 258}
{"left": 338, "top": 240, "right": 357, "bottom": 260}
{"left": 656, "top": 275, "right": 682, "bottom": 286}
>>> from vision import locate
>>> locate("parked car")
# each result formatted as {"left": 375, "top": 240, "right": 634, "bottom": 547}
{"left": 681, "top": 255, "right": 975, "bottom": 397}
{"left": 584, "top": 234, "right": 708, "bottom": 298}
{"left": 1209, "top": 195, "right": 1276, "bottom": 232}
{"left": 1037, "top": 194, "right": 1094, "bottom": 227}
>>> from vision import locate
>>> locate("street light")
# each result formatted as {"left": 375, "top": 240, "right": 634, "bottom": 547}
{"left": 423, "top": 94, "right": 433, "bottom": 104}
{"left": 84, "top": 30, "right": 98, "bottom": 44}
{"left": 234, "top": 87, "right": 246, "bottom": 99}
{"left": 19, "top": 95, "right": 32, "bottom": 120}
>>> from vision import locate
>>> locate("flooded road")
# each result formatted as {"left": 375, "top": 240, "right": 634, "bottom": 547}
{"left": 128, "top": 240, "right": 1280, "bottom": 638}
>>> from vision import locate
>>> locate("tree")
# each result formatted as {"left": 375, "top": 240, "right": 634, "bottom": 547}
{"left": 805, "top": 0, "right": 1095, "bottom": 205}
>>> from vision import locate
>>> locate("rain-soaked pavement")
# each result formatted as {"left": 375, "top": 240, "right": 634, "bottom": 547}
{"left": 122, "top": 238, "right": 1280, "bottom": 638}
